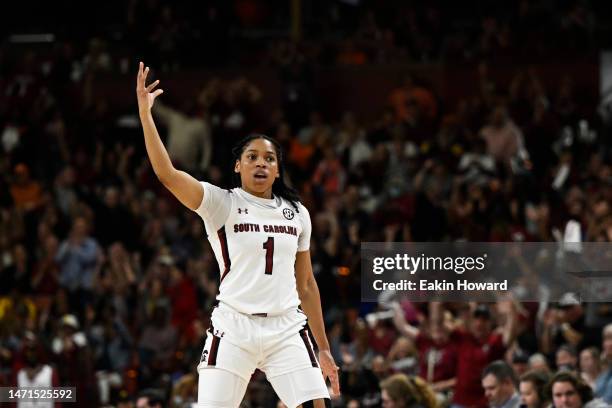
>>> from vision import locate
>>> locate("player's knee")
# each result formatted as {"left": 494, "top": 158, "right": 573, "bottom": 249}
{"left": 298, "top": 399, "right": 331, "bottom": 408}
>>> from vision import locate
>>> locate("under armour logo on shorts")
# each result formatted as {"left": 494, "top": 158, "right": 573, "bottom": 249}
{"left": 238, "top": 208, "right": 248, "bottom": 214}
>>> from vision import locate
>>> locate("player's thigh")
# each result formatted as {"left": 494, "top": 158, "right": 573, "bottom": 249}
{"left": 268, "top": 367, "right": 330, "bottom": 408}
{"left": 198, "top": 319, "right": 257, "bottom": 381}
{"left": 197, "top": 367, "right": 248, "bottom": 408}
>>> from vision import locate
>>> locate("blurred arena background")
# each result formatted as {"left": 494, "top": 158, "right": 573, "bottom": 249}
{"left": 1, "top": 0, "right": 612, "bottom": 407}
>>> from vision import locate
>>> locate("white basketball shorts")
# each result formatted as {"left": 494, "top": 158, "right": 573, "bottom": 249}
{"left": 197, "top": 303, "right": 330, "bottom": 407}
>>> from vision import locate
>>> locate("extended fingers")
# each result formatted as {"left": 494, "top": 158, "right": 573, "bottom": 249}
{"left": 152, "top": 89, "right": 164, "bottom": 99}
{"left": 136, "top": 61, "right": 143, "bottom": 87}
{"left": 328, "top": 370, "right": 340, "bottom": 395}
{"left": 322, "top": 363, "right": 340, "bottom": 395}
{"left": 146, "top": 79, "right": 160, "bottom": 92}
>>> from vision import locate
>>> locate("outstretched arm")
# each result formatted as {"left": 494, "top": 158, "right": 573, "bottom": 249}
{"left": 295, "top": 250, "right": 340, "bottom": 396}
{"left": 136, "top": 62, "right": 203, "bottom": 210}
{"left": 391, "top": 302, "right": 420, "bottom": 340}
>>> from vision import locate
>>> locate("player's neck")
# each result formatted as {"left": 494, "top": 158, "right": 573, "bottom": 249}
{"left": 241, "top": 186, "right": 273, "bottom": 200}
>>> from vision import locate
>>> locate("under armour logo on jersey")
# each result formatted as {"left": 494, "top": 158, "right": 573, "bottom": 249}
{"left": 200, "top": 349, "right": 208, "bottom": 363}
{"left": 283, "top": 208, "right": 295, "bottom": 220}
{"left": 238, "top": 208, "right": 248, "bottom": 214}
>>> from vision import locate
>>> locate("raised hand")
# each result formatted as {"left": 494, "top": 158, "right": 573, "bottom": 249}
{"left": 136, "top": 62, "right": 163, "bottom": 114}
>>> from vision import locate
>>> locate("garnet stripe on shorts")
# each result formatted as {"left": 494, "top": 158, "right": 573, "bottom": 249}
{"left": 299, "top": 328, "right": 318, "bottom": 368}
{"left": 208, "top": 335, "right": 220, "bottom": 366}
{"left": 217, "top": 226, "right": 231, "bottom": 283}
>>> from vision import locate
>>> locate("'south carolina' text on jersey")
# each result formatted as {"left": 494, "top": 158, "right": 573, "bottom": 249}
{"left": 233, "top": 223, "right": 298, "bottom": 236}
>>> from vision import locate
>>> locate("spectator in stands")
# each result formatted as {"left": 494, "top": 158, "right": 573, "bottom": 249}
{"left": 138, "top": 302, "right": 177, "bottom": 370}
{"left": 56, "top": 216, "right": 100, "bottom": 308}
{"left": 481, "top": 360, "right": 520, "bottom": 408}
{"left": 548, "top": 371, "right": 607, "bottom": 408}
{"left": 2, "top": 243, "right": 30, "bottom": 294}
{"left": 519, "top": 370, "right": 550, "bottom": 408}
{"left": 15, "top": 332, "right": 60, "bottom": 405}
{"left": 153, "top": 100, "right": 211, "bottom": 175}
{"left": 95, "top": 186, "right": 138, "bottom": 250}
{"left": 579, "top": 347, "right": 602, "bottom": 390}
{"left": 312, "top": 143, "right": 347, "bottom": 199}
{"left": 542, "top": 295, "right": 600, "bottom": 357}
{"left": 388, "top": 74, "right": 437, "bottom": 124}
{"left": 594, "top": 324, "right": 612, "bottom": 402}
{"left": 136, "top": 389, "right": 164, "bottom": 408}
{"left": 386, "top": 336, "right": 417, "bottom": 376}
{"left": 31, "top": 234, "right": 60, "bottom": 297}
{"left": 10, "top": 163, "right": 43, "bottom": 213}
{"left": 510, "top": 349, "right": 530, "bottom": 378}
{"left": 528, "top": 353, "right": 552, "bottom": 374}
{"left": 479, "top": 105, "right": 525, "bottom": 166}
{"left": 51, "top": 314, "right": 98, "bottom": 407}
{"left": 392, "top": 302, "right": 456, "bottom": 393}
{"left": 380, "top": 373, "right": 439, "bottom": 408}
{"left": 452, "top": 304, "right": 518, "bottom": 408}
{"left": 557, "top": 344, "right": 579, "bottom": 373}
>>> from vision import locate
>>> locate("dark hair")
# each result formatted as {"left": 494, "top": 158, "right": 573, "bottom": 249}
{"left": 547, "top": 371, "right": 593, "bottom": 404}
{"left": 557, "top": 344, "right": 577, "bottom": 358}
{"left": 520, "top": 370, "right": 551, "bottom": 408}
{"left": 231, "top": 134, "right": 301, "bottom": 211}
{"left": 580, "top": 346, "right": 600, "bottom": 363}
{"left": 473, "top": 304, "right": 492, "bottom": 320}
{"left": 482, "top": 360, "right": 517, "bottom": 386}
{"left": 137, "top": 389, "right": 164, "bottom": 407}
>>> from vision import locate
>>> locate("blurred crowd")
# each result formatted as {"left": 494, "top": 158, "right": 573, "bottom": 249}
{"left": 1, "top": 0, "right": 609, "bottom": 74}
{"left": 2, "top": 1, "right": 612, "bottom": 408}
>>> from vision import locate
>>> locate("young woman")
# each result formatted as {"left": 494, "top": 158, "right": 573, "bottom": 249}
{"left": 136, "top": 63, "right": 339, "bottom": 408}
{"left": 579, "top": 347, "right": 602, "bottom": 390}
{"left": 519, "top": 370, "right": 550, "bottom": 408}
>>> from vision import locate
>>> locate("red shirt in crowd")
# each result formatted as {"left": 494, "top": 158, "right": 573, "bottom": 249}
{"left": 451, "top": 329, "right": 506, "bottom": 408}
{"left": 415, "top": 332, "right": 457, "bottom": 383}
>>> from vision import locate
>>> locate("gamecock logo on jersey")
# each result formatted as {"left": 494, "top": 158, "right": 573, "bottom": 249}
{"left": 283, "top": 208, "right": 295, "bottom": 220}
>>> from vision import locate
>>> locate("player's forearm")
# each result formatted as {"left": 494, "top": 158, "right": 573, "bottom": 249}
{"left": 298, "top": 278, "right": 330, "bottom": 351}
{"left": 139, "top": 110, "right": 175, "bottom": 180}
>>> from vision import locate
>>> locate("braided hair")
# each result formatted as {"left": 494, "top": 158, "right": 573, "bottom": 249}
{"left": 231, "top": 134, "right": 301, "bottom": 212}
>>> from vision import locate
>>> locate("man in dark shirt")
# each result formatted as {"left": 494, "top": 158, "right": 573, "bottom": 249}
{"left": 541, "top": 293, "right": 601, "bottom": 360}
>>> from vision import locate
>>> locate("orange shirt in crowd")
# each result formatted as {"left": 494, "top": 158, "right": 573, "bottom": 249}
{"left": 10, "top": 180, "right": 43, "bottom": 210}
{"left": 389, "top": 86, "right": 437, "bottom": 122}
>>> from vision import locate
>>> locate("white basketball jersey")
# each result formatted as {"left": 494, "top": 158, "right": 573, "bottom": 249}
{"left": 195, "top": 182, "right": 311, "bottom": 315}
{"left": 17, "top": 365, "right": 54, "bottom": 408}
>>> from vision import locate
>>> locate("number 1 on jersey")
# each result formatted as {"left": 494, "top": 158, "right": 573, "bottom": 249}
{"left": 263, "top": 237, "right": 274, "bottom": 275}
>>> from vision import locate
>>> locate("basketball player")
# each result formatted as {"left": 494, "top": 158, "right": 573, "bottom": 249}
{"left": 136, "top": 62, "right": 339, "bottom": 408}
